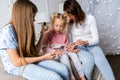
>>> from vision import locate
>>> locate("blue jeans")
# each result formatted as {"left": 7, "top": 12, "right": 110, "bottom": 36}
{"left": 77, "top": 45, "right": 115, "bottom": 80}
{"left": 77, "top": 50, "right": 94, "bottom": 80}
{"left": 13, "top": 60, "right": 69, "bottom": 80}
{"left": 67, "top": 52, "right": 84, "bottom": 77}
{"left": 87, "top": 45, "right": 115, "bottom": 80}
{"left": 57, "top": 52, "right": 84, "bottom": 77}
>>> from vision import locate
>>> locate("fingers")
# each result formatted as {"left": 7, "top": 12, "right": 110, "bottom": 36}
{"left": 75, "top": 39, "right": 84, "bottom": 45}
{"left": 54, "top": 50, "right": 64, "bottom": 56}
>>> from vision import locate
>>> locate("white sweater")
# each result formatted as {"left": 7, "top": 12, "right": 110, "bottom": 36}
{"left": 68, "top": 15, "right": 99, "bottom": 46}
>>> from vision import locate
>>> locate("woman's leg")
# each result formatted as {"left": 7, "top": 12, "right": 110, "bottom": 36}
{"left": 87, "top": 46, "right": 115, "bottom": 80}
{"left": 13, "top": 64, "right": 63, "bottom": 80}
{"left": 37, "top": 60, "right": 70, "bottom": 80}
{"left": 77, "top": 50, "right": 95, "bottom": 80}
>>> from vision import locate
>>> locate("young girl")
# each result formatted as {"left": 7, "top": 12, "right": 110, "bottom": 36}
{"left": 43, "top": 13, "right": 86, "bottom": 80}
{"left": 0, "top": 0, "right": 69, "bottom": 80}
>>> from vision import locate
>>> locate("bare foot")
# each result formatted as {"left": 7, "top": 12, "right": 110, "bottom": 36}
{"left": 71, "top": 76, "right": 75, "bottom": 80}
{"left": 80, "top": 76, "right": 86, "bottom": 80}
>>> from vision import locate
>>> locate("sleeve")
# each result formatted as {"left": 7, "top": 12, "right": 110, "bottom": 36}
{"left": 67, "top": 25, "right": 73, "bottom": 43}
{"left": 65, "top": 34, "right": 69, "bottom": 44}
{"left": 87, "top": 15, "right": 99, "bottom": 46}
{"left": 0, "top": 26, "right": 18, "bottom": 50}
{"left": 42, "top": 31, "right": 55, "bottom": 53}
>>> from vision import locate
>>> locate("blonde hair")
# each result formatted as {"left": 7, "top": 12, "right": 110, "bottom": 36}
{"left": 10, "top": 0, "right": 38, "bottom": 57}
{"left": 51, "top": 12, "right": 70, "bottom": 32}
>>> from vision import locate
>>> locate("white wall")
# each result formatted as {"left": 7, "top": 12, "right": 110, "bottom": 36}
{"left": 1, "top": 0, "right": 119, "bottom": 55}
{"left": 0, "top": 0, "right": 13, "bottom": 28}
{"left": 31, "top": 0, "right": 65, "bottom": 41}
{"left": 0, "top": 0, "right": 64, "bottom": 41}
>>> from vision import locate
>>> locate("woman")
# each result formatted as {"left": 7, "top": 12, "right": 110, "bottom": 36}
{"left": 0, "top": 0, "right": 69, "bottom": 80}
{"left": 63, "top": 0, "right": 115, "bottom": 80}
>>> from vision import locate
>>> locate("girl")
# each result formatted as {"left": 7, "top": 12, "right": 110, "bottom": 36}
{"left": 0, "top": 0, "right": 69, "bottom": 80}
{"left": 64, "top": 0, "right": 115, "bottom": 80}
{"left": 43, "top": 13, "right": 86, "bottom": 80}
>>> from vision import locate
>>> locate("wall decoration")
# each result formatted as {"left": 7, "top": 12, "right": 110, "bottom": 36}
{"left": 77, "top": 0, "right": 120, "bottom": 55}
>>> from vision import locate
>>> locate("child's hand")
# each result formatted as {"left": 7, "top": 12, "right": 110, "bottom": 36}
{"left": 66, "top": 43, "right": 75, "bottom": 52}
{"left": 71, "top": 49, "right": 80, "bottom": 53}
{"left": 66, "top": 43, "right": 73, "bottom": 52}
{"left": 66, "top": 43, "right": 80, "bottom": 53}
{"left": 42, "top": 53, "right": 55, "bottom": 60}
{"left": 54, "top": 50, "right": 64, "bottom": 56}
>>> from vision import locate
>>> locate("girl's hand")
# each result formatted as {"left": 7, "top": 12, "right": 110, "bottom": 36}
{"left": 66, "top": 43, "right": 73, "bottom": 51}
{"left": 42, "top": 53, "right": 55, "bottom": 60}
{"left": 71, "top": 49, "right": 80, "bottom": 53}
{"left": 54, "top": 50, "right": 64, "bottom": 56}
{"left": 66, "top": 43, "right": 80, "bottom": 53}
{"left": 66, "top": 43, "right": 75, "bottom": 52}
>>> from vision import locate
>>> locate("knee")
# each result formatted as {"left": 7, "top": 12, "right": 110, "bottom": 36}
{"left": 90, "top": 46, "right": 103, "bottom": 54}
{"left": 78, "top": 51, "right": 94, "bottom": 66}
{"left": 50, "top": 72, "right": 63, "bottom": 80}
{"left": 80, "top": 51, "right": 94, "bottom": 64}
{"left": 61, "top": 54, "right": 68, "bottom": 58}
{"left": 59, "top": 64, "right": 69, "bottom": 75}
{"left": 83, "top": 56, "right": 94, "bottom": 68}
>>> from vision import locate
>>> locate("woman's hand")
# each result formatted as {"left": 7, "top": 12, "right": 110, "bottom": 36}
{"left": 83, "top": 40, "right": 89, "bottom": 46}
{"left": 75, "top": 39, "right": 89, "bottom": 46}
{"left": 54, "top": 50, "right": 64, "bottom": 56}
{"left": 42, "top": 53, "right": 55, "bottom": 60}
{"left": 75, "top": 39, "right": 84, "bottom": 46}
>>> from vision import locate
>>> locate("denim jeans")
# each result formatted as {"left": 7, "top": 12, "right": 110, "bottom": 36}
{"left": 77, "top": 50, "right": 94, "bottom": 80}
{"left": 67, "top": 52, "right": 84, "bottom": 77}
{"left": 87, "top": 45, "right": 115, "bottom": 80}
{"left": 77, "top": 45, "right": 115, "bottom": 80}
{"left": 57, "top": 52, "right": 84, "bottom": 78}
{"left": 12, "top": 60, "right": 69, "bottom": 80}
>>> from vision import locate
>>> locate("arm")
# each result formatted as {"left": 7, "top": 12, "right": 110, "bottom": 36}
{"left": 42, "top": 30, "right": 56, "bottom": 53}
{"left": 36, "top": 25, "right": 51, "bottom": 53}
{"left": 7, "top": 49, "right": 55, "bottom": 67}
{"left": 2, "top": 26, "right": 55, "bottom": 67}
{"left": 36, "top": 26, "right": 44, "bottom": 53}
{"left": 87, "top": 15, "right": 99, "bottom": 46}
{"left": 75, "top": 15, "right": 99, "bottom": 46}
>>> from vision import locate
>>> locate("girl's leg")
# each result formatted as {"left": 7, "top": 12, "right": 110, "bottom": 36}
{"left": 37, "top": 60, "right": 69, "bottom": 80}
{"left": 14, "top": 64, "right": 63, "bottom": 80}
{"left": 77, "top": 50, "right": 95, "bottom": 80}
{"left": 59, "top": 54, "right": 73, "bottom": 80}
{"left": 87, "top": 46, "right": 115, "bottom": 80}
{"left": 67, "top": 52, "right": 84, "bottom": 77}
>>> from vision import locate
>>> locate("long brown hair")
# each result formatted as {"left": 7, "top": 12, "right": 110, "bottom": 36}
{"left": 63, "top": 0, "right": 86, "bottom": 25}
{"left": 10, "top": 0, "right": 38, "bottom": 57}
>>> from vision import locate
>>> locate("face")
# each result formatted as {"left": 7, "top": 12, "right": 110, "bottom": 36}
{"left": 68, "top": 13, "right": 76, "bottom": 22}
{"left": 53, "top": 18, "right": 64, "bottom": 33}
{"left": 33, "top": 13, "right": 36, "bottom": 22}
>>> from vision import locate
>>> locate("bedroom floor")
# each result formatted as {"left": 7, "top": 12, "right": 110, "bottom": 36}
{"left": 106, "top": 55, "right": 120, "bottom": 80}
